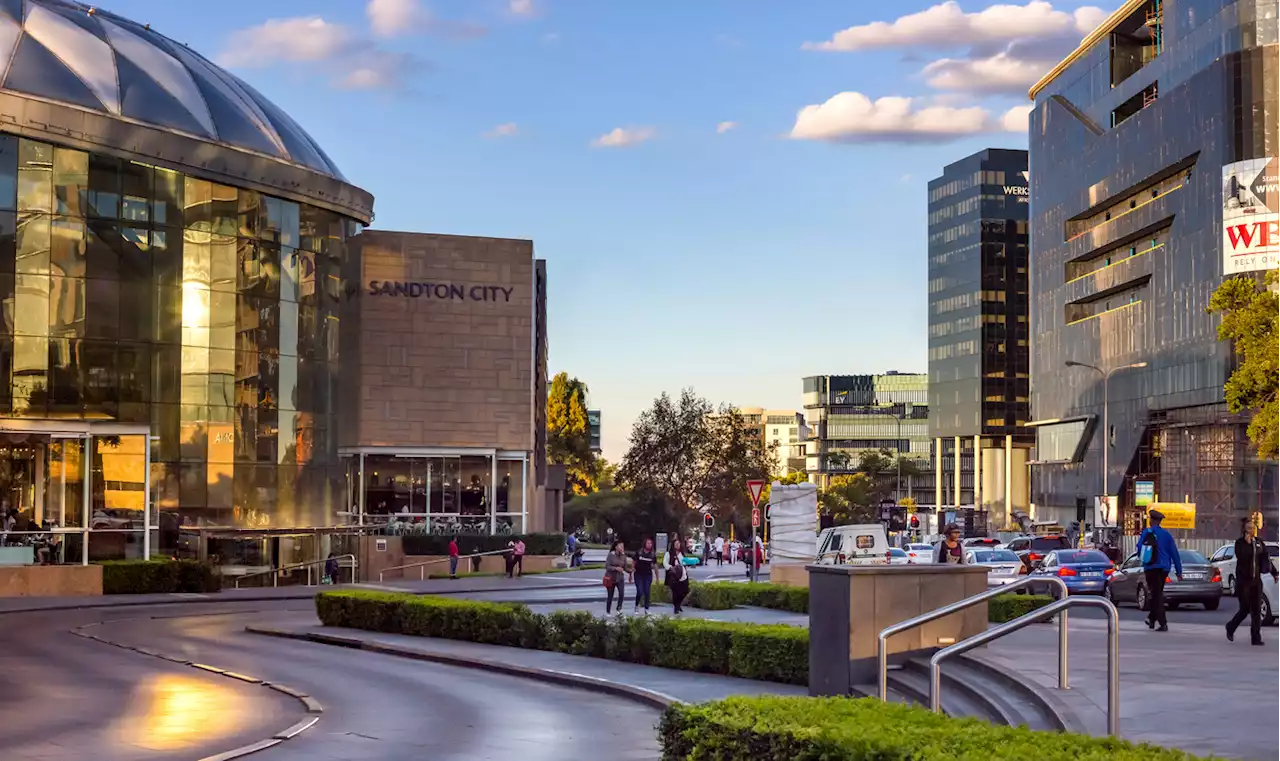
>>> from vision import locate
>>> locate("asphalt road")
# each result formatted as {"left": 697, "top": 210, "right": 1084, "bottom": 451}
{"left": 0, "top": 602, "right": 661, "bottom": 761}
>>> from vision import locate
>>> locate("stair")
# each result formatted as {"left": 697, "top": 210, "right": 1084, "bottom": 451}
{"left": 851, "top": 654, "right": 1074, "bottom": 732}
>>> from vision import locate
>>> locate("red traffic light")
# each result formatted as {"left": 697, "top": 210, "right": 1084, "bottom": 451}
{"left": 703, "top": 513, "right": 714, "bottom": 528}
{"left": 910, "top": 515, "right": 920, "bottom": 529}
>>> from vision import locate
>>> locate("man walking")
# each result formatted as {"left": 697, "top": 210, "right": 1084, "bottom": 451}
{"left": 566, "top": 533, "right": 579, "bottom": 568}
{"left": 1226, "top": 518, "right": 1277, "bottom": 646}
{"left": 448, "top": 536, "right": 460, "bottom": 579}
{"left": 714, "top": 534, "right": 725, "bottom": 566}
{"left": 1137, "top": 510, "right": 1183, "bottom": 632}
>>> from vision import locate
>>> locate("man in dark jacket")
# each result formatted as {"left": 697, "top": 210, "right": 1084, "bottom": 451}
{"left": 1226, "top": 518, "right": 1278, "bottom": 646}
{"left": 1137, "top": 510, "right": 1183, "bottom": 632}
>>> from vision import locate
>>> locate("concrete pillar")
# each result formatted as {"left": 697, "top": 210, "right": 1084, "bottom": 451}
{"left": 973, "top": 434, "right": 981, "bottom": 513}
{"left": 1004, "top": 434, "right": 1014, "bottom": 528}
{"left": 934, "top": 437, "right": 942, "bottom": 514}
{"left": 953, "top": 436, "right": 962, "bottom": 510}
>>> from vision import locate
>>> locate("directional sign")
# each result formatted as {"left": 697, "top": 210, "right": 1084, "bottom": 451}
{"left": 751, "top": 507, "right": 761, "bottom": 528}
{"left": 747, "top": 479, "right": 766, "bottom": 507}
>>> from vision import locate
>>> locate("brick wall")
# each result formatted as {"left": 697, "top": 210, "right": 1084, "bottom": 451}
{"left": 344, "top": 231, "right": 535, "bottom": 451}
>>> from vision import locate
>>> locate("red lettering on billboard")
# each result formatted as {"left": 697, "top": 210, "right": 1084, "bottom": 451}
{"left": 1226, "top": 220, "right": 1280, "bottom": 254}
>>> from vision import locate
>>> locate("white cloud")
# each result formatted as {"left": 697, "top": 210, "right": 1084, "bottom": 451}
{"left": 218, "top": 17, "right": 353, "bottom": 67}
{"left": 591, "top": 126, "right": 656, "bottom": 148}
{"left": 334, "top": 49, "right": 418, "bottom": 90}
{"left": 509, "top": 0, "right": 537, "bottom": 17}
{"left": 368, "top": 0, "right": 425, "bottom": 37}
{"left": 999, "top": 104, "right": 1034, "bottom": 132}
{"left": 803, "top": 1, "right": 1106, "bottom": 51}
{"left": 484, "top": 122, "right": 520, "bottom": 138}
{"left": 922, "top": 48, "right": 1054, "bottom": 94}
{"left": 789, "top": 92, "right": 1026, "bottom": 143}
{"left": 716, "top": 121, "right": 738, "bottom": 134}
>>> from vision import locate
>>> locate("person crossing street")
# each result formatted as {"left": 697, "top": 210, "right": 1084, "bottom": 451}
{"left": 1137, "top": 510, "right": 1183, "bottom": 632}
{"left": 1226, "top": 518, "right": 1278, "bottom": 646}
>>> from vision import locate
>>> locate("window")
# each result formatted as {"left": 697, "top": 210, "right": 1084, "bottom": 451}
{"left": 855, "top": 535, "right": 876, "bottom": 550}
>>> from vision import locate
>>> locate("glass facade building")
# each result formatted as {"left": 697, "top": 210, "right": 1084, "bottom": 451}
{"left": 927, "top": 149, "right": 1032, "bottom": 523}
{"left": 0, "top": 0, "right": 373, "bottom": 561}
{"left": 1028, "top": 0, "right": 1277, "bottom": 541}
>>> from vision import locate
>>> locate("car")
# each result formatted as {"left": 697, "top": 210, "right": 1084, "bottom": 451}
{"left": 1004, "top": 534, "right": 1074, "bottom": 572}
{"left": 816, "top": 524, "right": 890, "bottom": 566}
{"left": 1106, "top": 549, "right": 1223, "bottom": 611}
{"left": 1263, "top": 574, "right": 1278, "bottom": 626}
{"left": 1209, "top": 541, "right": 1280, "bottom": 595}
{"left": 887, "top": 547, "right": 912, "bottom": 565}
{"left": 904, "top": 543, "right": 935, "bottom": 564}
{"left": 965, "top": 548, "right": 1024, "bottom": 586}
{"left": 1029, "top": 549, "right": 1114, "bottom": 595}
{"left": 962, "top": 537, "right": 1004, "bottom": 550}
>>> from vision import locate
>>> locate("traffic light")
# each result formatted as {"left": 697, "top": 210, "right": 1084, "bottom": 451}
{"left": 703, "top": 513, "right": 714, "bottom": 529}
{"left": 910, "top": 515, "right": 920, "bottom": 530}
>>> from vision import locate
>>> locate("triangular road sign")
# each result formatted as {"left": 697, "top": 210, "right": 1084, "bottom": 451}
{"left": 747, "top": 479, "right": 765, "bottom": 507}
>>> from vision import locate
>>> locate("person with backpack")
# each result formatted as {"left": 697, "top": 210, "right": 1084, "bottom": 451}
{"left": 1137, "top": 510, "right": 1183, "bottom": 632}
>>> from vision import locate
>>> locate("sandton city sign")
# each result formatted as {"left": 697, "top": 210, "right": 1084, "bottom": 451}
{"left": 367, "top": 280, "right": 515, "bottom": 303}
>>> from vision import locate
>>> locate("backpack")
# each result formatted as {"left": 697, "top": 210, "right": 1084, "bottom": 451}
{"left": 1140, "top": 530, "right": 1159, "bottom": 565}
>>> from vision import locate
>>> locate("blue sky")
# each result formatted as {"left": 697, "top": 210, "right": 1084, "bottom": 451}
{"left": 108, "top": 0, "right": 1114, "bottom": 461}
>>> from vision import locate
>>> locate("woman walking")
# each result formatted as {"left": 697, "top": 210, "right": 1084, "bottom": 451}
{"left": 936, "top": 524, "right": 969, "bottom": 565}
{"left": 666, "top": 537, "right": 690, "bottom": 614}
{"left": 633, "top": 537, "right": 657, "bottom": 614}
{"left": 1226, "top": 518, "right": 1278, "bottom": 646}
{"left": 604, "top": 539, "right": 631, "bottom": 614}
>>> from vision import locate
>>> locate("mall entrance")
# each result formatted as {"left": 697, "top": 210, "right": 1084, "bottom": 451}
{"left": 0, "top": 421, "right": 153, "bottom": 564}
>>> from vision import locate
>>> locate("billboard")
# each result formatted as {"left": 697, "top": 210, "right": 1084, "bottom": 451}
{"left": 1134, "top": 480, "right": 1154, "bottom": 507}
{"left": 1148, "top": 502, "right": 1195, "bottom": 531}
{"left": 1222, "top": 157, "right": 1279, "bottom": 274}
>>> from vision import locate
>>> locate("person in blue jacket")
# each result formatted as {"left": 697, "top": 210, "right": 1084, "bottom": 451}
{"left": 1136, "top": 510, "right": 1183, "bottom": 631}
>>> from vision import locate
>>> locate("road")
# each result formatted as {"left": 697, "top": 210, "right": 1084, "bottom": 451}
{"left": 0, "top": 602, "right": 661, "bottom": 761}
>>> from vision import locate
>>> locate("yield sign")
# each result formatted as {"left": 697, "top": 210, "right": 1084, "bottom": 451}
{"left": 747, "top": 479, "right": 766, "bottom": 507}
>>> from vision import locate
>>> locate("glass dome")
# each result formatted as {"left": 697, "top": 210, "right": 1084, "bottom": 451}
{"left": 0, "top": 0, "right": 346, "bottom": 180}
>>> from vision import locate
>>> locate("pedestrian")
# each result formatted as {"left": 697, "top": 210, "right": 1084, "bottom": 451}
{"left": 604, "top": 539, "right": 631, "bottom": 614}
{"left": 565, "top": 532, "right": 579, "bottom": 568}
{"left": 702, "top": 537, "right": 711, "bottom": 566}
{"left": 1226, "top": 518, "right": 1277, "bottom": 646}
{"left": 510, "top": 538, "right": 526, "bottom": 577}
{"left": 448, "top": 535, "right": 460, "bottom": 579}
{"left": 322, "top": 553, "right": 338, "bottom": 584}
{"left": 633, "top": 537, "right": 657, "bottom": 613}
{"left": 714, "top": 533, "right": 725, "bottom": 566}
{"left": 1137, "top": 509, "right": 1183, "bottom": 632}
{"left": 666, "top": 538, "right": 690, "bottom": 614}
{"left": 936, "top": 524, "right": 969, "bottom": 565}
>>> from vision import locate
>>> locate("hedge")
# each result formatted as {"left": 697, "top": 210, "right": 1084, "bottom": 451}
{"left": 659, "top": 696, "right": 1211, "bottom": 761}
{"left": 989, "top": 593, "right": 1056, "bottom": 623}
{"left": 401, "top": 533, "right": 566, "bottom": 556}
{"left": 101, "top": 559, "right": 221, "bottom": 594}
{"left": 316, "top": 590, "right": 808, "bottom": 685}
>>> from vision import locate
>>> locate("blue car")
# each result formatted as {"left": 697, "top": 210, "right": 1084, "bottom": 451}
{"left": 1029, "top": 549, "right": 1115, "bottom": 595}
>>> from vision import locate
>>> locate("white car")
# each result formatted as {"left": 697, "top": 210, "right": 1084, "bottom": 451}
{"left": 904, "top": 543, "right": 935, "bottom": 564}
{"left": 966, "top": 548, "right": 1025, "bottom": 586}
{"left": 887, "top": 547, "right": 912, "bottom": 565}
{"left": 1209, "top": 542, "right": 1280, "bottom": 595}
{"left": 1264, "top": 573, "right": 1278, "bottom": 626}
{"left": 816, "top": 524, "right": 890, "bottom": 566}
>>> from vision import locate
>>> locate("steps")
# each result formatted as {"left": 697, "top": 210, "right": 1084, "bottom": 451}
{"left": 851, "top": 654, "right": 1074, "bottom": 732}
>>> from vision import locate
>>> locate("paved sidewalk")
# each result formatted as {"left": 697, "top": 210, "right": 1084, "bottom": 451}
{"left": 969, "top": 617, "right": 1278, "bottom": 760}
{"left": 248, "top": 619, "right": 807, "bottom": 705}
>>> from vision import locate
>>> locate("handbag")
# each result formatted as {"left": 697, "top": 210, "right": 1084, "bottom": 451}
{"left": 602, "top": 573, "right": 614, "bottom": 590}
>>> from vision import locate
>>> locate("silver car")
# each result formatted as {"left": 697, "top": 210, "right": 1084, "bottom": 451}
{"left": 1107, "top": 549, "right": 1223, "bottom": 611}
{"left": 966, "top": 548, "right": 1024, "bottom": 586}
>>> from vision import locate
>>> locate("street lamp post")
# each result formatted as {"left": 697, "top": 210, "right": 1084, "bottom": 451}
{"left": 1064, "top": 360, "right": 1148, "bottom": 527}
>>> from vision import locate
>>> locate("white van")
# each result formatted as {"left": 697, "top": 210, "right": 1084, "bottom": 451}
{"left": 816, "top": 524, "right": 891, "bottom": 566}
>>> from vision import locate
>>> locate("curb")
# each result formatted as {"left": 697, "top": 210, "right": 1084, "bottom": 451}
{"left": 955, "top": 652, "right": 1090, "bottom": 736}
{"left": 245, "top": 625, "right": 681, "bottom": 711}
{"left": 69, "top": 625, "right": 323, "bottom": 760}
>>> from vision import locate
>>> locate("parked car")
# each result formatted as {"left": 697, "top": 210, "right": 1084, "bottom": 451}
{"left": 904, "top": 543, "right": 935, "bottom": 564}
{"left": 886, "top": 547, "right": 912, "bottom": 565}
{"left": 816, "top": 524, "right": 890, "bottom": 566}
{"left": 1028, "top": 549, "right": 1114, "bottom": 595}
{"left": 965, "top": 548, "right": 1024, "bottom": 586}
{"left": 1263, "top": 573, "right": 1278, "bottom": 626}
{"left": 1209, "top": 541, "right": 1280, "bottom": 595}
{"left": 1107, "top": 550, "right": 1223, "bottom": 611}
{"left": 962, "top": 537, "right": 1004, "bottom": 550}
{"left": 1004, "top": 534, "right": 1073, "bottom": 572}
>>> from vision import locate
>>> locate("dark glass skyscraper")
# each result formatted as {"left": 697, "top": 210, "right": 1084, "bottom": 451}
{"left": 927, "top": 149, "right": 1031, "bottom": 527}
{"left": 1028, "top": 0, "right": 1277, "bottom": 542}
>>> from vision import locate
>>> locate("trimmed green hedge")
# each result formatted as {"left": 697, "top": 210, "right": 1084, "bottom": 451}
{"left": 659, "top": 696, "right": 1210, "bottom": 761}
{"left": 316, "top": 590, "right": 808, "bottom": 685}
{"left": 100, "top": 559, "right": 221, "bottom": 594}
{"left": 402, "top": 533, "right": 566, "bottom": 556}
{"left": 989, "top": 593, "right": 1056, "bottom": 623}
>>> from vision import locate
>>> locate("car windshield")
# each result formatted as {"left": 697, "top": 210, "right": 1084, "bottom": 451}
{"left": 974, "top": 550, "right": 1019, "bottom": 563}
{"left": 907, "top": 544, "right": 932, "bottom": 551}
{"left": 1058, "top": 550, "right": 1109, "bottom": 564}
{"left": 888, "top": 548, "right": 907, "bottom": 557}
{"left": 1031, "top": 536, "right": 1072, "bottom": 551}
{"left": 1179, "top": 550, "right": 1208, "bottom": 564}
{"left": 966, "top": 538, "right": 1000, "bottom": 546}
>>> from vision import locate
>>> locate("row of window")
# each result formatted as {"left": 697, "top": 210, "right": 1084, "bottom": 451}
{"left": 1064, "top": 165, "right": 1192, "bottom": 241}
{"left": 1065, "top": 228, "right": 1169, "bottom": 282}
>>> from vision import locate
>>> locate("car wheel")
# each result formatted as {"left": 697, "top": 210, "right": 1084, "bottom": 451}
{"left": 1203, "top": 598, "right": 1220, "bottom": 611}
{"left": 1226, "top": 575, "right": 1235, "bottom": 596}
{"left": 1263, "top": 594, "right": 1275, "bottom": 626}
{"left": 1103, "top": 584, "right": 1114, "bottom": 603}
{"left": 1136, "top": 584, "right": 1150, "bottom": 611}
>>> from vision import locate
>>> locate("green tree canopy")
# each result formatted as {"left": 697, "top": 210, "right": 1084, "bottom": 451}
{"left": 562, "top": 486, "right": 683, "bottom": 544}
{"left": 819, "top": 474, "right": 879, "bottom": 526}
{"left": 546, "top": 372, "right": 599, "bottom": 495}
{"left": 1208, "top": 271, "right": 1278, "bottom": 459}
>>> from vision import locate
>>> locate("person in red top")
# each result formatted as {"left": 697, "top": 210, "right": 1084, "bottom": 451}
{"left": 448, "top": 537, "right": 460, "bottom": 579}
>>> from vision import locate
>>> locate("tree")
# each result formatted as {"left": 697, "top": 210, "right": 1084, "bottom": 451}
{"left": 618, "top": 389, "right": 775, "bottom": 531}
{"left": 562, "top": 486, "right": 682, "bottom": 544}
{"left": 823, "top": 450, "right": 852, "bottom": 471}
{"left": 818, "top": 474, "right": 879, "bottom": 526}
{"left": 761, "top": 469, "right": 810, "bottom": 505}
{"left": 1208, "top": 271, "right": 1278, "bottom": 459}
{"left": 546, "top": 372, "right": 599, "bottom": 495}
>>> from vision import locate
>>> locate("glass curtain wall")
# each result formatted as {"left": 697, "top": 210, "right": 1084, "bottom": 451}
{"left": 357, "top": 453, "right": 528, "bottom": 535}
{"left": 0, "top": 132, "right": 354, "bottom": 557}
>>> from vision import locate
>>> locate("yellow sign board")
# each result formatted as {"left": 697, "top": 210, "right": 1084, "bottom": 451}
{"left": 1149, "top": 502, "right": 1195, "bottom": 530}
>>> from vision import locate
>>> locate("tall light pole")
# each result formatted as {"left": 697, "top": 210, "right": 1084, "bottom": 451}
{"left": 1064, "top": 360, "right": 1148, "bottom": 527}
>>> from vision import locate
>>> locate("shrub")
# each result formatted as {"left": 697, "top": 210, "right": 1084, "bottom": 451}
{"left": 989, "top": 593, "right": 1056, "bottom": 623}
{"left": 315, "top": 590, "right": 809, "bottom": 685}
{"left": 659, "top": 696, "right": 1210, "bottom": 760}
{"left": 401, "top": 533, "right": 566, "bottom": 556}
{"left": 101, "top": 559, "right": 221, "bottom": 594}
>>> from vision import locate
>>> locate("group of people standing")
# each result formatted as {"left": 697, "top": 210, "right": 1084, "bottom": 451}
{"left": 603, "top": 535, "right": 693, "bottom": 615}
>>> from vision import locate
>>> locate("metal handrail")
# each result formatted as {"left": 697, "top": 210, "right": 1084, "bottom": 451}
{"left": 879, "top": 575, "right": 1070, "bottom": 701}
{"left": 378, "top": 549, "right": 514, "bottom": 582}
{"left": 234, "top": 554, "right": 357, "bottom": 588}
{"left": 930, "top": 595, "right": 1121, "bottom": 736}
